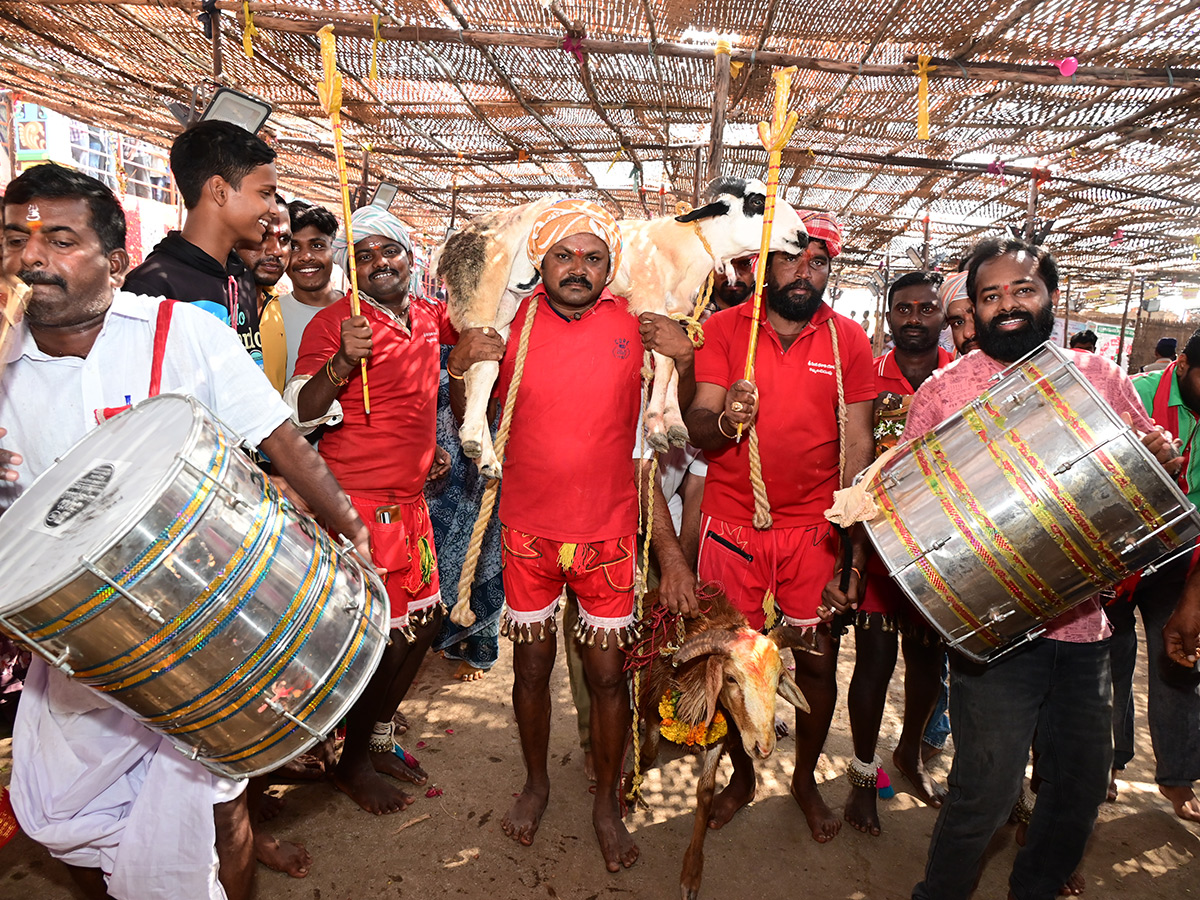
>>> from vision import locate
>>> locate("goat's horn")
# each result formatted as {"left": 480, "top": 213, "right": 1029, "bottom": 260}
{"left": 777, "top": 668, "right": 811, "bottom": 714}
{"left": 673, "top": 630, "right": 737, "bottom": 665}
{"left": 769, "top": 625, "right": 822, "bottom": 656}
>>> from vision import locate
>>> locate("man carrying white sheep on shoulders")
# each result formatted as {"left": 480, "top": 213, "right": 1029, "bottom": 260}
{"left": 448, "top": 199, "right": 699, "bottom": 873}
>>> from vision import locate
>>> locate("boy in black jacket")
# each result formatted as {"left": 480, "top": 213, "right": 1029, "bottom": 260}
{"left": 125, "top": 121, "right": 277, "bottom": 369}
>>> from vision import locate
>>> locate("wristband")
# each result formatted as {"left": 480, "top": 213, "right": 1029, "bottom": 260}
{"left": 835, "top": 567, "right": 862, "bottom": 581}
{"left": 326, "top": 360, "right": 350, "bottom": 388}
{"left": 447, "top": 364, "right": 466, "bottom": 381}
{"left": 717, "top": 411, "right": 737, "bottom": 439}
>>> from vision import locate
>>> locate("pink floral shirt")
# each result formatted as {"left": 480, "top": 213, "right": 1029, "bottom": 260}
{"left": 903, "top": 349, "right": 1154, "bottom": 643}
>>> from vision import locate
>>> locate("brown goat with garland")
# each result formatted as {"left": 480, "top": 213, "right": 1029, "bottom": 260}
{"left": 628, "top": 587, "right": 813, "bottom": 900}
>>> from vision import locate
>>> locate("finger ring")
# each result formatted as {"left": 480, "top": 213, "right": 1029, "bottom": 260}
{"left": 731, "top": 402, "right": 743, "bottom": 412}
{"left": 482, "top": 327, "right": 490, "bottom": 335}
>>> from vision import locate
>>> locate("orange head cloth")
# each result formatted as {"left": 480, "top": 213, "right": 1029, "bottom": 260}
{"left": 799, "top": 210, "right": 843, "bottom": 259}
{"left": 527, "top": 199, "right": 622, "bottom": 284}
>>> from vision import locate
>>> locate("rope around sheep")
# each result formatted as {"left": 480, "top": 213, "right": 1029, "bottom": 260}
{"left": 450, "top": 296, "right": 539, "bottom": 626}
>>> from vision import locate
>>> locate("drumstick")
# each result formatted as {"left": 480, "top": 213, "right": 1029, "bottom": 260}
{"left": 316, "top": 24, "right": 370, "bottom": 415}
{"left": 0, "top": 274, "right": 31, "bottom": 387}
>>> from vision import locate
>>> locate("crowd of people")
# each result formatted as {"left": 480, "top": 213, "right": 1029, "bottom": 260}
{"left": 2, "top": 119, "right": 1200, "bottom": 900}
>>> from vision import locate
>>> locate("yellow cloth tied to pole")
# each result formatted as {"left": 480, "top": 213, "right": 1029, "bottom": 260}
{"left": 916, "top": 54, "right": 936, "bottom": 140}
{"left": 370, "top": 14, "right": 381, "bottom": 82}
{"left": 241, "top": 0, "right": 256, "bottom": 59}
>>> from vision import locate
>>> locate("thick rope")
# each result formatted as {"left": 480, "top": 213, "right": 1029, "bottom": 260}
{"left": 627, "top": 349, "right": 658, "bottom": 805}
{"left": 450, "top": 297, "right": 539, "bottom": 626}
{"left": 748, "top": 425, "right": 773, "bottom": 530}
{"left": 828, "top": 319, "right": 848, "bottom": 488}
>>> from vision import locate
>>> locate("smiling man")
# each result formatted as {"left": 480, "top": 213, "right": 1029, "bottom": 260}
{"left": 125, "top": 121, "right": 277, "bottom": 369}
{"left": 258, "top": 200, "right": 341, "bottom": 390}
{"left": 290, "top": 205, "right": 454, "bottom": 817}
{"left": 905, "top": 238, "right": 1181, "bottom": 900}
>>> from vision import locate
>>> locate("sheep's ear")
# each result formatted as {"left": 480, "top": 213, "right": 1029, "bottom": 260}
{"left": 704, "top": 656, "right": 724, "bottom": 728}
{"left": 675, "top": 200, "right": 730, "bottom": 223}
{"left": 777, "top": 669, "right": 810, "bottom": 714}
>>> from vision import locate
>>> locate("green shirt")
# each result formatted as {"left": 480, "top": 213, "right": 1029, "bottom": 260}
{"left": 1133, "top": 368, "right": 1200, "bottom": 507}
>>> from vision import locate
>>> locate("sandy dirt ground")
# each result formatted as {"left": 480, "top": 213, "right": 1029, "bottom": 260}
{"left": 0, "top": 620, "right": 1196, "bottom": 900}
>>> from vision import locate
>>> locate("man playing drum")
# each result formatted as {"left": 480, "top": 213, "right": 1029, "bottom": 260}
{"left": 685, "top": 211, "right": 876, "bottom": 843}
{"left": 0, "top": 164, "right": 371, "bottom": 900}
{"left": 901, "top": 238, "right": 1181, "bottom": 900}
{"left": 290, "top": 206, "right": 453, "bottom": 816}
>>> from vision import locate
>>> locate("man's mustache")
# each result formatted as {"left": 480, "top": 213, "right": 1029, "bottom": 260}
{"left": 19, "top": 270, "right": 67, "bottom": 289}
{"left": 780, "top": 278, "right": 816, "bottom": 295}
{"left": 559, "top": 275, "right": 592, "bottom": 289}
{"left": 996, "top": 311, "right": 1033, "bottom": 326}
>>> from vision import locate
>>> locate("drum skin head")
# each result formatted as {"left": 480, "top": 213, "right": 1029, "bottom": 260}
{"left": 0, "top": 394, "right": 199, "bottom": 611}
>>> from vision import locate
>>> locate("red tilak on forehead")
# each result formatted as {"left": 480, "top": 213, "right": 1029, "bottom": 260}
{"left": 26, "top": 203, "right": 42, "bottom": 231}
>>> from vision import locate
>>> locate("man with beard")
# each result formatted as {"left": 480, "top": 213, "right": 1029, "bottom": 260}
{"left": 907, "top": 238, "right": 1180, "bottom": 900}
{"left": 845, "top": 271, "right": 951, "bottom": 838}
{"left": 686, "top": 211, "right": 876, "bottom": 843}
{"left": 941, "top": 270, "right": 980, "bottom": 356}
{"left": 124, "top": 121, "right": 276, "bottom": 369}
{"left": 1108, "top": 328, "right": 1200, "bottom": 822}
{"left": 238, "top": 197, "right": 292, "bottom": 390}
{"left": 289, "top": 206, "right": 452, "bottom": 816}
{"left": 0, "top": 164, "right": 369, "bottom": 900}
{"left": 447, "top": 199, "right": 697, "bottom": 873}
{"left": 703, "top": 254, "right": 755, "bottom": 319}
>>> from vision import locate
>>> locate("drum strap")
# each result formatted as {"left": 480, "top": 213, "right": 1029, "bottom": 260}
{"left": 94, "top": 300, "right": 175, "bottom": 424}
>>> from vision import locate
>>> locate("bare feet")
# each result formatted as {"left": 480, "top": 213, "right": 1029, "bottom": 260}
{"left": 1060, "top": 870, "right": 1085, "bottom": 895}
{"left": 333, "top": 758, "right": 414, "bottom": 815}
{"left": 392, "top": 711, "right": 409, "bottom": 735}
{"left": 844, "top": 783, "right": 881, "bottom": 836}
{"left": 593, "top": 797, "right": 639, "bottom": 872}
{"left": 707, "top": 767, "right": 756, "bottom": 829}
{"left": 274, "top": 753, "right": 328, "bottom": 783}
{"left": 1015, "top": 820, "right": 1028, "bottom": 847}
{"left": 921, "top": 741, "right": 943, "bottom": 763}
{"left": 584, "top": 750, "right": 596, "bottom": 783}
{"left": 454, "top": 661, "right": 487, "bottom": 681}
{"left": 502, "top": 784, "right": 549, "bottom": 846}
{"left": 256, "top": 791, "right": 285, "bottom": 822}
{"left": 1107, "top": 770, "right": 1119, "bottom": 802}
{"left": 253, "top": 829, "right": 312, "bottom": 878}
{"left": 371, "top": 746, "right": 428, "bottom": 786}
{"left": 774, "top": 715, "right": 790, "bottom": 739}
{"left": 1159, "top": 784, "right": 1200, "bottom": 822}
{"left": 790, "top": 775, "right": 841, "bottom": 843}
{"left": 893, "top": 747, "right": 947, "bottom": 807}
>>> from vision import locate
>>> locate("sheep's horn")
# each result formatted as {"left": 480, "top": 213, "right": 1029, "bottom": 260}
{"left": 769, "top": 625, "right": 822, "bottom": 656}
{"left": 777, "top": 668, "right": 810, "bottom": 714}
{"left": 673, "top": 630, "right": 737, "bottom": 665}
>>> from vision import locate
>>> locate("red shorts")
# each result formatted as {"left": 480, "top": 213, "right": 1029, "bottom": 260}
{"left": 696, "top": 514, "right": 837, "bottom": 630}
{"left": 858, "top": 549, "right": 935, "bottom": 636}
{"left": 349, "top": 494, "right": 441, "bottom": 628}
{"left": 500, "top": 525, "right": 636, "bottom": 632}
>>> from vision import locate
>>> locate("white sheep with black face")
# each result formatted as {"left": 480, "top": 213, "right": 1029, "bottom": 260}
{"left": 434, "top": 178, "right": 808, "bottom": 474}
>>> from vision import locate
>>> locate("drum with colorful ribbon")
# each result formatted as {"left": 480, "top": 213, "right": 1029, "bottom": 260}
{"left": 0, "top": 394, "right": 389, "bottom": 777}
{"left": 862, "top": 342, "right": 1200, "bottom": 663}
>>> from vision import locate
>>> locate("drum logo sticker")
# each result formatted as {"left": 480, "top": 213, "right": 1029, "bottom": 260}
{"left": 45, "top": 464, "right": 115, "bottom": 528}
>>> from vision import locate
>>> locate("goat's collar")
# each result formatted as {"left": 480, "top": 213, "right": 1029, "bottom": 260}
{"left": 690, "top": 222, "right": 719, "bottom": 269}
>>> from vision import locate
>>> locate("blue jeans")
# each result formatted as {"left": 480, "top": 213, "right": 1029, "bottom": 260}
{"left": 913, "top": 639, "right": 1113, "bottom": 900}
{"left": 1109, "top": 556, "right": 1200, "bottom": 786}
{"left": 923, "top": 649, "right": 951, "bottom": 749}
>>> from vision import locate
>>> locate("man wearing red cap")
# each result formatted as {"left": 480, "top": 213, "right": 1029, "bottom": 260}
{"left": 686, "top": 211, "right": 876, "bottom": 843}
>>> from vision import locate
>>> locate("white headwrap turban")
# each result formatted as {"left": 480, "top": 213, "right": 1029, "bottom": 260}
{"left": 333, "top": 205, "right": 412, "bottom": 273}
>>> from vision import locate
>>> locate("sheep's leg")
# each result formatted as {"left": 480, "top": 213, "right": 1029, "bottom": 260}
{"left": 680, "top": 740, "right": 725, "bottom": 900}
{"left": 459, "top": 360, "right": 500, "bottom": 472}
{"left": 644, "top": 351, "right": 675, "bottom": 452}
{"left": 663, "top": 367, "right": 689, "bottom": 447}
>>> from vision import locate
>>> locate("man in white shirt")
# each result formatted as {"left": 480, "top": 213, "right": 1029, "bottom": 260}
{"left": 0, "top": 164, "right": 369, "bottom": 900}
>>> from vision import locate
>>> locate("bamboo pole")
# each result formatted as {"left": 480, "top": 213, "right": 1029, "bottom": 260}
{"left": 705, "top": 41, "right": 732, "bottom": 184}
{"left": 315, "top": 24, "right": 369, "bottom": 413}
{"left": 1117, "top": 271, "right": 1136, "bottom": 369}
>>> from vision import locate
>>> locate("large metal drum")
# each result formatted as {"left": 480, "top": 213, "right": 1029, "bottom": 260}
{"left": 0, "top": 394, "right": 389, "bottom": 778}
{"left": 863, "top": 342, "right": 1200, "bottom": 663}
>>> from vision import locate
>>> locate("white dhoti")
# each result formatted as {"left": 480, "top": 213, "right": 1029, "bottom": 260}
{"left": 10, "top": 659, "right": 245, "bottom": 900}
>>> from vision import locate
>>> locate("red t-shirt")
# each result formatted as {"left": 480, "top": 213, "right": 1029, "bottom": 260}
{"left": 695, "top": 302, "right": 876, "bottom": 527}
{"left": 874, "top": 346, "right": 955, "bottom": 396}
{"left": 295, "top": 293, "right": 457, "bottom": 500}
{"left": 496, "top": 286, "right": 642, "bottom": 542}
